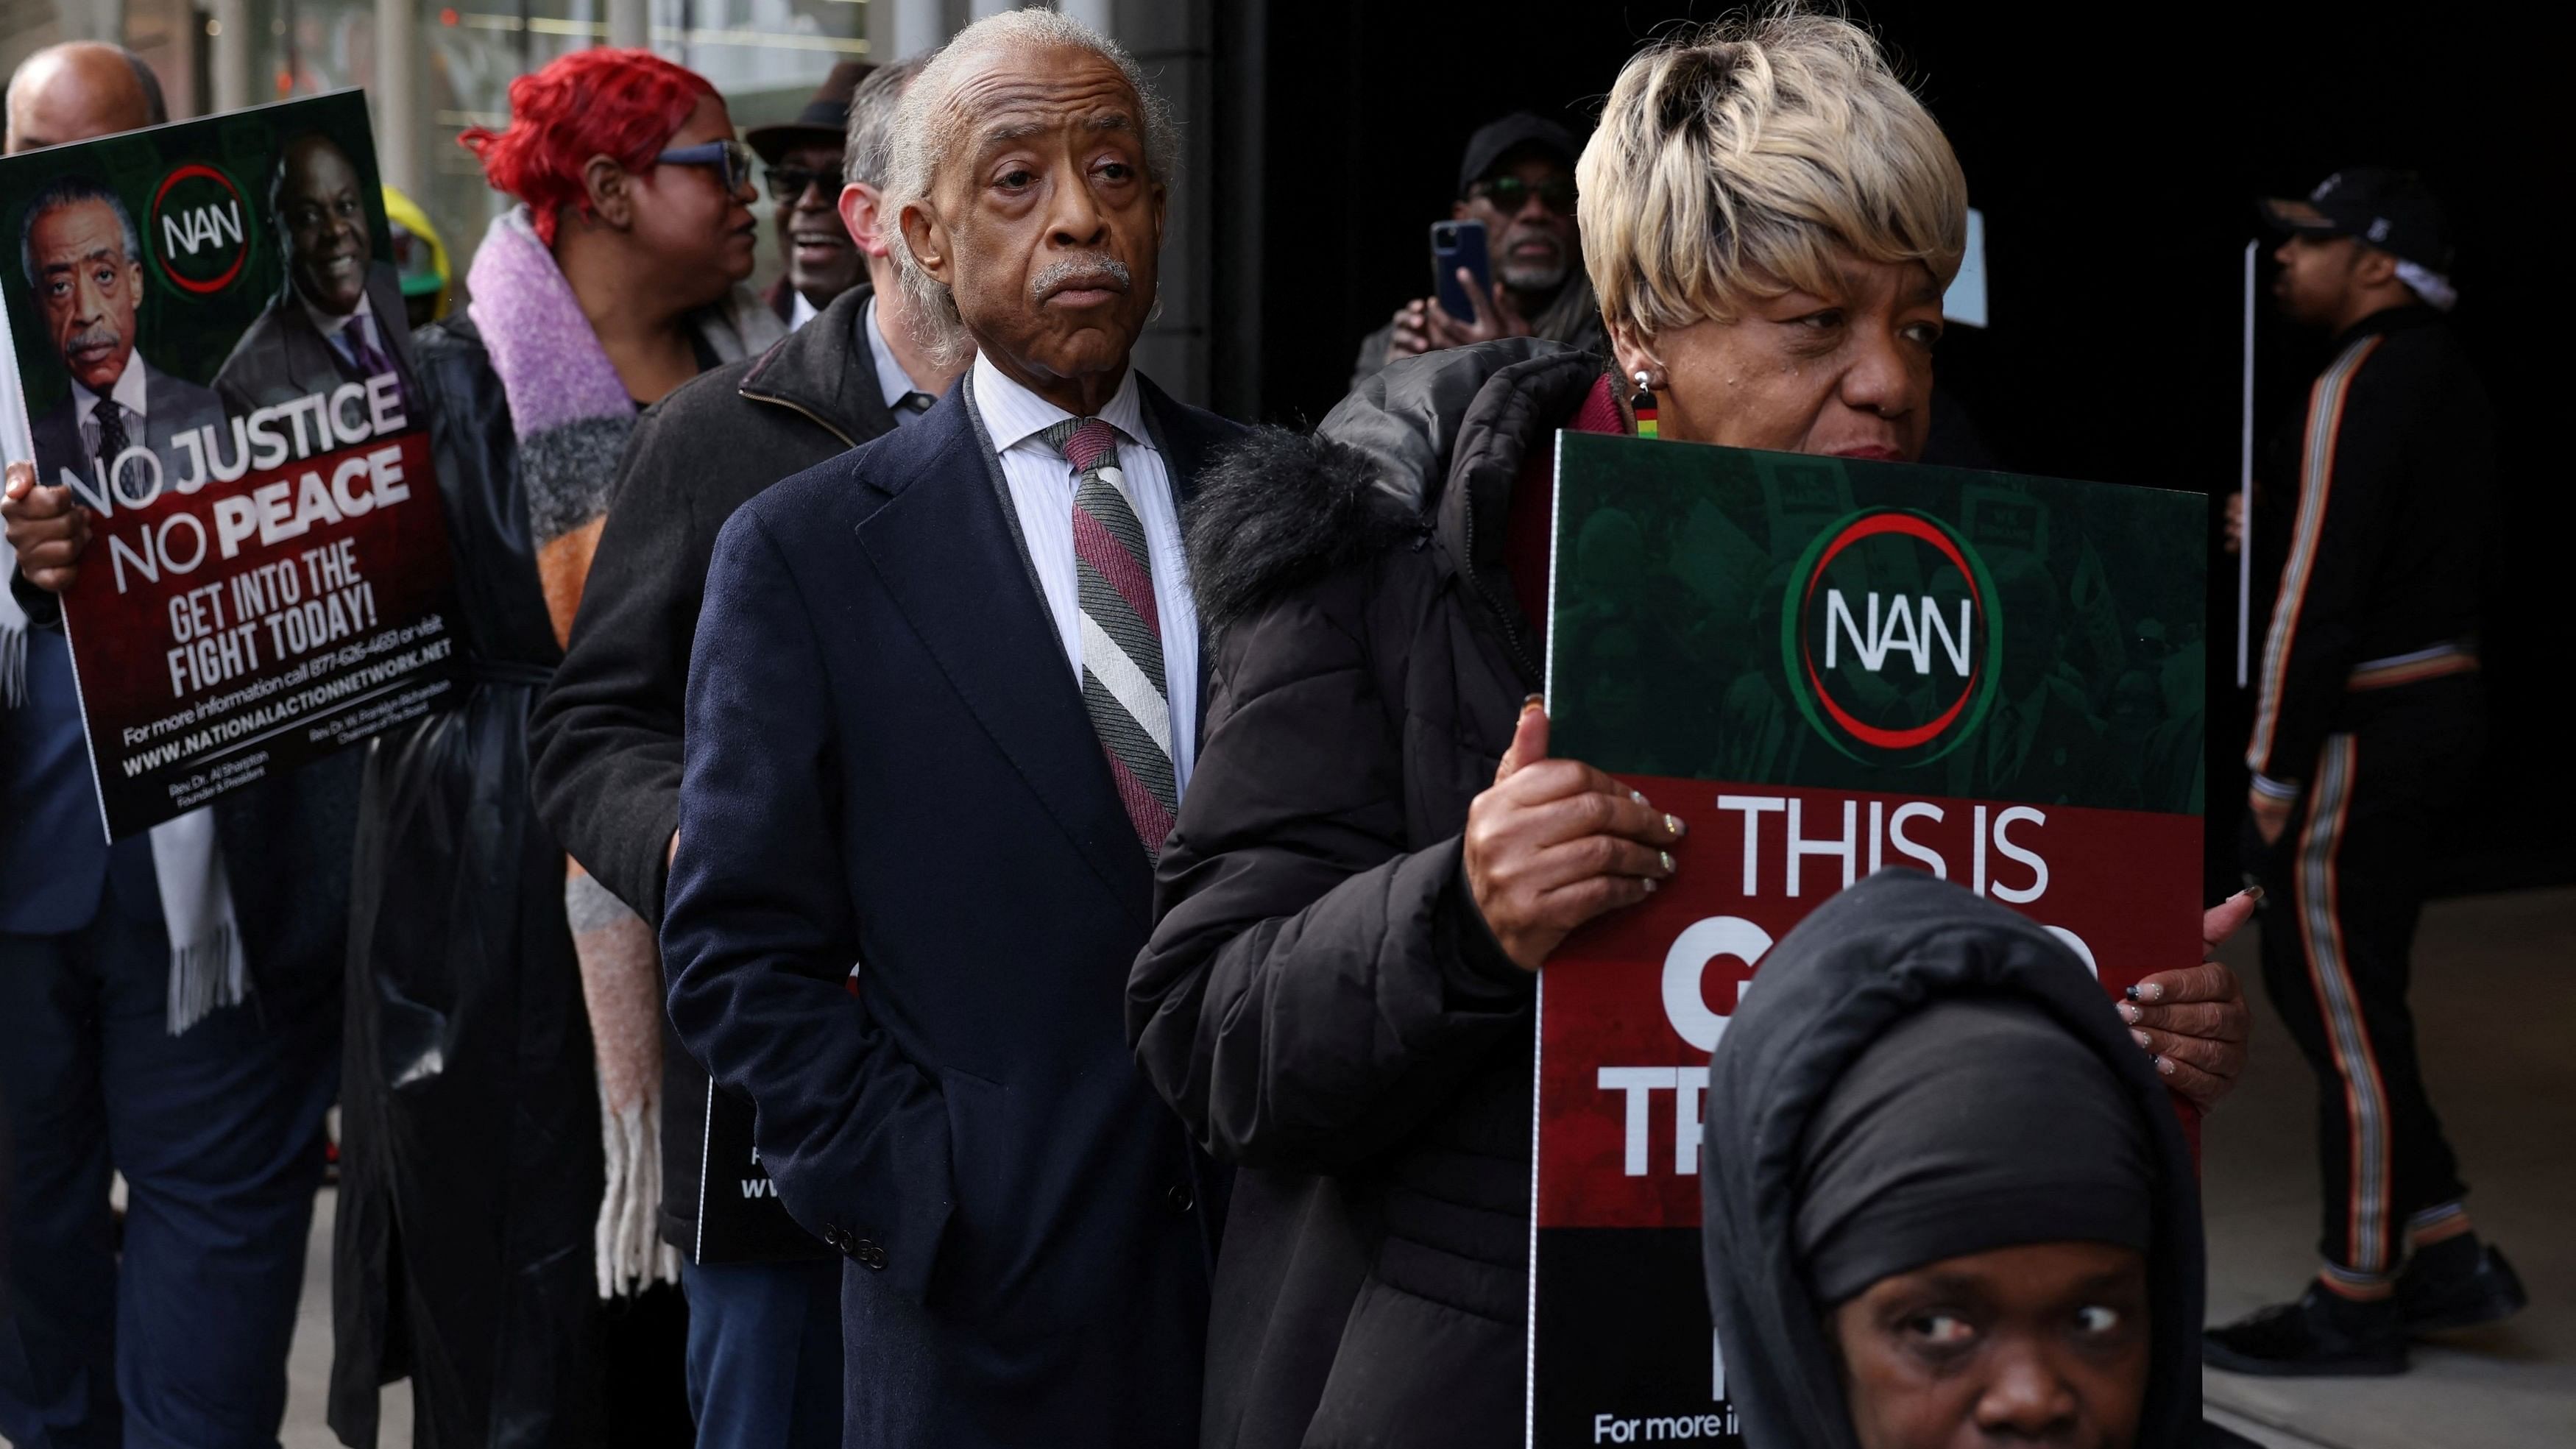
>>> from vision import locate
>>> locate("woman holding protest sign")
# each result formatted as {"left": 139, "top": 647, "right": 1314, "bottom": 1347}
{"left": 1129, "top": 10, "right": 2254, "bottom": 1446}
{"left": 327, "top": 47, "right": 782, "bottom": 1446}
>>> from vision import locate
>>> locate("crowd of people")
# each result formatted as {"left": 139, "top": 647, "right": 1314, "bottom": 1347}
{"left": 0, "top": 4, "right": 2517, "bottom": 1448}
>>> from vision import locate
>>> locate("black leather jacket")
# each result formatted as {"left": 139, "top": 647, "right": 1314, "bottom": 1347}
{"left": 330, "top": 314, "right": 606, "bottom": 1449}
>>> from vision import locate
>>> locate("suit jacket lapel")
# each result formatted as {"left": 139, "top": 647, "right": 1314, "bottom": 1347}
{"left": 1138, "top": 378, "right": 1239, "bottom": 743}
{"left": 852, "top": 392, "right": 1156, "bottom": 918}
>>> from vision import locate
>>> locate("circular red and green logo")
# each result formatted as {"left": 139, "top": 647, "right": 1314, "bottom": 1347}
{"left": 1780, "top": 508, "right": 2003, "bottom": 765}
{"left": 149, "top": 163, "right": 253, "bottom": 296}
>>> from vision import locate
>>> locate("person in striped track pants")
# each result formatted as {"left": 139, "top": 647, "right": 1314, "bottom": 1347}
{"left": 2203, "top": 167, "right": 2526, "bottom": 1378}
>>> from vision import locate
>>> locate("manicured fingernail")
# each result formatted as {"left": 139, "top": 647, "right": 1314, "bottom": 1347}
{"left": 1521, "top": 693, "right": 1545, "bottom": 715}
{"left": 2154, "top": 1055, "right": 2176, "bottom": 1077}
{"left": 2117, "top": 1002, "right": 2141, "bottom": 1024}
{"left": 2240, "top": 885, "right": 2265, "bottom": 902}
{"left": 1643, "top": 877, "right": 1658, "bottom": 895}
{"left": 1659, "top": 851, "right": 1676, "bottom": 875}
{"left": 2131, "top": 1029, "right": 2154, "bottom": 1050}
{"left": 1664, "top": 813, "right": 1686, "bottom": 838}
{"left": 2136, "top": 982, "right": 2165, "bottom": 1004}
{"left": 1630, "top": 789, "right": 1649, "bottom": 806}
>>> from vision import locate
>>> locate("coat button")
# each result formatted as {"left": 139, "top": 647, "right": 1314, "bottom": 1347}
{"left": 854, "top": 1239, "right": 889, "bottom": 1270}
{"left": 823, "top": 1225, "right": 850, "bottom": 1253}
{"left": 1167, "top": 1181, "right": 1195, "bottom": 1214}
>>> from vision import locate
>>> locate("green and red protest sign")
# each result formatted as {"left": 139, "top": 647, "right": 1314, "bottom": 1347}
{"left": 1, "top": 92, "right": 455, "bottom": 840}
{"left": 1529, "top": 433, "right": 2206, "bottom": 1446}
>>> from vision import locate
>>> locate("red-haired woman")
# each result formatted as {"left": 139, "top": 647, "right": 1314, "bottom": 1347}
{"left": 330, "top": 48, "right": 781, "bottom": 1445}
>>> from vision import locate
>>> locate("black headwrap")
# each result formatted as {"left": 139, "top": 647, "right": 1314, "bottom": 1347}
{"left": 1701, "top": 870, "right": 2207, "bottom": 1449}
{"left": 1794, "top": 995, "right": 2156, "bottom": 1307}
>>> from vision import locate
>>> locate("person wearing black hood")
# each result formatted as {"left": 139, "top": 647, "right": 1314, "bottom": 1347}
{"left": 1702, "top": 869, "right": 2217, "bottom": 1449}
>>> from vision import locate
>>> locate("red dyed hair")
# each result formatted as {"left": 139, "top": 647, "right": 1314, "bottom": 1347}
{"left": 459, "top": 48, "right": 717, "bottom": 247}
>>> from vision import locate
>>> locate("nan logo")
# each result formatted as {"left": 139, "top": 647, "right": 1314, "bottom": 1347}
{"left": 1781, "top": 508, "right": 2002, "bottom": 765}
{"left": 149, "top": 162, "right": 251, "bottom": 296}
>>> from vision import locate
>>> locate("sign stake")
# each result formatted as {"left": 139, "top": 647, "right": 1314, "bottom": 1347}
{"left": 2237, "top": 240, "right": 2257, "bottom": 688}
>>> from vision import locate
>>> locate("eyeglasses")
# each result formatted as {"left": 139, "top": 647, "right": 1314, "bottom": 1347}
{"left": 1473, "top": 175, "right": 1578, "bottom": 215}
{"left": 763, "top": 166, "right": 835, "bottom": 202}
{"left": 657, "top": 139, "right": 756, "bottom": 194}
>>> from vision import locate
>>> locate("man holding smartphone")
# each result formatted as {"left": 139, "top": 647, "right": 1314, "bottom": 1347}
{"left": 1351, "top": 112, "right": 1605, "bottom": 389}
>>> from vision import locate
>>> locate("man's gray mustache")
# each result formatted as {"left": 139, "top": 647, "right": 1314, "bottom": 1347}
{"left": 1031, "top": 255, "right": 1130, "bottom": 300}
{"left": 64, "top": 325, "right": 121, "bottom": 353}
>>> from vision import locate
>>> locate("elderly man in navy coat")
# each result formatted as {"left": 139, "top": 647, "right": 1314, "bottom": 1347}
{"left": 661, "top": 11, "right": 1242, "bottom": 1446}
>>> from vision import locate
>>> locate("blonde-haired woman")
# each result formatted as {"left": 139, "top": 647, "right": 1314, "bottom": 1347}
{"left": 1130, "top": 10, "right": 2249, "bottom": 1444}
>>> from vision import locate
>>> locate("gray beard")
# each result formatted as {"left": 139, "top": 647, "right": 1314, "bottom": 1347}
{"left": 1499, "top": 258, "right": 1568, "bottom": 294}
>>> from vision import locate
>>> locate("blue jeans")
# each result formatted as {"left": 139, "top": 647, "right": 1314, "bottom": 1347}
{"left": 0, "top": 847, "right": 336, "bottom": 1449}
{"left": 681, "top": 1256, "right": 843, "bottom": 1449}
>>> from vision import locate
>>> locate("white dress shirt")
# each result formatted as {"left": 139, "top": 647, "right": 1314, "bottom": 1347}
{"left": 71, "top": 356, "right": 151, "bottom": 462}
{"left": 788, "top": 289, "right": 819, "bottom": 330}
{"left": 969, "top": 351, "right": 1197, "bottom": 794}
{"left": 863, "top": 296, "right": 931, "bottom": 425}
{"left": 301, "top": 288, "right": 386, "bottom": 371}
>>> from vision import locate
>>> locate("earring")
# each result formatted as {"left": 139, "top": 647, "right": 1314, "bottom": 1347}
{"left": 1629, "top": 369, "right": 1659, "bottom": 440}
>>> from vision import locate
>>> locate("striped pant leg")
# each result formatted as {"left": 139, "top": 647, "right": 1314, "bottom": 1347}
{"left": 2253, "top": 728, "right": 2467, "bottom": 1286}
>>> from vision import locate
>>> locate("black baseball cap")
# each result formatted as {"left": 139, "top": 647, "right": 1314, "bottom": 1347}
{"left": 1457, "top": 112, "right": 1579, "bottom": 196}
{"left": 2258, "top": 167, "right": 2452, "bottom": 274}
{"left": 746, "top": 61, "right": 875, "bottom": 166}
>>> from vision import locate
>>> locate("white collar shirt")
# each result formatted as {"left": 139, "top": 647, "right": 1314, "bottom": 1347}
{"left": 788, "top": 289, "right": 819, "bottom": 330}
{"left": 300, "top": 287, "right": 383, "bottom": 371}
{"left": 863, "top": 295, "right": 930, "bottom": 425}
{"left": 969, "top": 350, "right": 1197, "bottom": 796}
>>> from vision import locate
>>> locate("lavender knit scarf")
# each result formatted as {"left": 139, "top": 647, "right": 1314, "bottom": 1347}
{"left": 464, "top": 208, "right": 783, "bottom": 1296}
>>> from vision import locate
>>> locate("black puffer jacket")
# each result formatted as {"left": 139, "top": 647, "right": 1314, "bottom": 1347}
{"left": 1130, "top": 339, "right": 1599, "bottom": 1447}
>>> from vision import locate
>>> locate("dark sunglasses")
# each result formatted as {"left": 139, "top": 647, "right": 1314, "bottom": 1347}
{"left": 656, "top": 138, "right": 756, "bottom": 194}
{"left": 1473, "top": 175, "right": 1578, "bottom": 215}
{"left": 763, "top": 166, "right": 835, "bottom": 201}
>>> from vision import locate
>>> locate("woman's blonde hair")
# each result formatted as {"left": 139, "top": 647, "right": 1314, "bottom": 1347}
{"left": 1577, "top": 6, "right": 1967, "bottom": 340}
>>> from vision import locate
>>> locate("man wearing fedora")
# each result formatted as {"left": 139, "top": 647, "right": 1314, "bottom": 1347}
{"left": 752, "top": 60, "right": 874, "bottom": 327}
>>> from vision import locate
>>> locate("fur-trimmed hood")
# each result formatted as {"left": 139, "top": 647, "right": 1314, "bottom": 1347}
{"left": 1185, "top": 339, "right": 1601, "bottom": 637}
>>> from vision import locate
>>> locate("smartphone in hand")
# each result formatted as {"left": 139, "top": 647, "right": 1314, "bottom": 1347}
{"left": 1430, "top": 219, "right": 1492, "bottom": 325}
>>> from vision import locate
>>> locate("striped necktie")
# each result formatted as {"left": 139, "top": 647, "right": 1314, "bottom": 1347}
{"left": 1041, "top": 415, "right": 1176, "bottom": 854}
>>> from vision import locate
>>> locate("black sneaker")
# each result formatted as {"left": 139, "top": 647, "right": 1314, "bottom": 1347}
{"left": 2203, "top": 1284, "right": 2408, "bottom": 1377}
{"left": 2397, "top": 1242, "right": 2527, "bottom": 1334}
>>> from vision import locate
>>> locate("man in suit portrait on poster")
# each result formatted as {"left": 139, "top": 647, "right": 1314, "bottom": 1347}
{"left": 212, "top": 132, "right": 419, "bottom": 418}
{"left": 20, "top": 175, "right": 222, "bottom": 496}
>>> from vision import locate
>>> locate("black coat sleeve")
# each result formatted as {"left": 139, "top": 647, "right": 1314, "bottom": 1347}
{"left": 528, "top": 403, "right": 706, "bottom": 924}
{"left": 1130, "top": 562, "right": 1529, "bottom": 1177}
{"left": 661, "top": 504, "right": 955, "bottom": 1303}
{"left": 2246, "top": 339, "right": 2410, "bottom": 788}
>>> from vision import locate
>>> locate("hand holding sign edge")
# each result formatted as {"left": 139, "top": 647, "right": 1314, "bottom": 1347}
{"left": 1463, "top": 698, "right": 1687, "bottom": 973}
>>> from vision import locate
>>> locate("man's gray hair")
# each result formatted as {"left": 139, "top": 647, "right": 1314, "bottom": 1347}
{"left": 843, "top": 54, "right": 925, "bottom": 189}
{"left": 20, "top": 174, "right": 141, "bottom": 291}
{"left": 882, "top": 10, "right": 1177, "bottom": 364}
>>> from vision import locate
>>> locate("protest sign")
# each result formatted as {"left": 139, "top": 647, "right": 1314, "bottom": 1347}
{"left": 1, "top": 91, "right": 456, "bottom": 840}
{"left": 1529, "top": 433, "right": 2206, "bottom": 1446}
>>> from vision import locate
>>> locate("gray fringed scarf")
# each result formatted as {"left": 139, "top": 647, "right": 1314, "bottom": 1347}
{"left": 465, "top": 206, "right": 783, "bottom": 1296}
